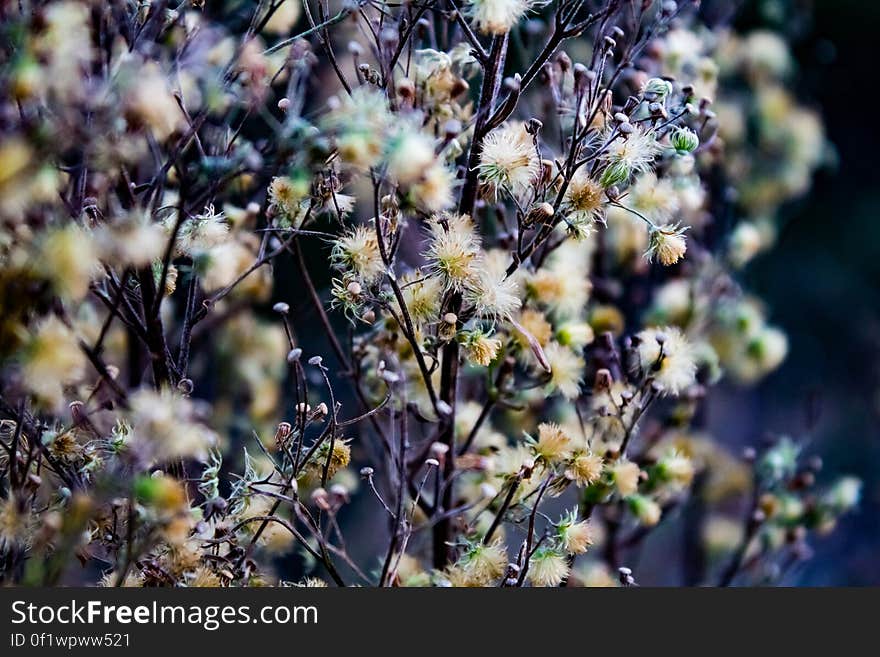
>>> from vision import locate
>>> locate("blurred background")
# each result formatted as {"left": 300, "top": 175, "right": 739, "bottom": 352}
{"left": 712, "top": 0, "right": 880, "bottom": 585}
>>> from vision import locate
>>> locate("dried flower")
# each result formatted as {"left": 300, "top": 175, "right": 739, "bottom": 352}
{"left": 461, "top": 330, "right": 502, "bottom": 366}
{"left": 611, "top": 461, "right": 641, "bottom": 497}
{"left": 425, "top": 214, "right": 481, "bottom": 290}
{"left": 564, "top": 170, "right": 606, "bottom": 237}
{"left": 527, "top": 546, "right": 570, "bottom": 586}
{"left": 22, "top": 316, "right": 86, "bottom": 408}
{"left": 38, "top": 225, "right": 99, "bottom": 301}
{"left": 645, "top": 224, "right": 689, "bottom": 266}
{"left": 478, "top": 123, "right": 540, "bottom": 199}
{"left": 602, "top": 126, "right": 660, "bottom": 178}
{"left": 468, "top": 0, "right": 535, "bottom": 35}
{"left": 636, "top": 326, "right": 697, "bottom": 395}
{"left": 455, "top": 539, "right": 507, "bottom": 585}
{"left": 544, "top": 342, "right": 584, "bottom": 400}
{"left": 557, "top": 510, "right": 594, "bottom": 555}
{"left": 332, "top": 225, "right": 385, "bottom": 283}
{"left": 531, "top": 422, "right": 574, "bottom": 463}
{"left": 566, "top": 451, "right": 605, "bottom": 487}
{"left": 129, "top": 389, "right": 218, "bottom": 463}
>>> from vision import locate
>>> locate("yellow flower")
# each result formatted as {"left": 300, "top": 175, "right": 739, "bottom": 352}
{"left": 424, "top": 213, "right": 481, "bottom": 290}
{"left": 462, "top": 333, "right": 502, "bottom": 367}
{"left": 409, "top": 161, "right": 455, "bottom": 212}
{"left": 332, "top": 225, "right": 385, "bottom": 283}
{"left": 39, "top": 225, "right": 99, "bottom": 301}
{"left": 565, "top": 451, "right": 604, "bottom": 487}
{"left": 455, "top": 540, "right": 507, "bottom": 586}
{"left": 564, "top": 170, "right": 605, "bottom": 237}
{"left": 611, "top": 460, "right": 641, "bottom": 497}
{"left": 558, "top": 516, "right": 594, "bottom": 555}
{"left": 532, "top": 422, "right": 574, "bottom": 463}
{"left": 527, "top": 547, "right": 570, "bottom": 586}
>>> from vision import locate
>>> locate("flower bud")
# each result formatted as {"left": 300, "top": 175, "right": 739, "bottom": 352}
{"left": 670, "top": 126, "right": 700, "bottom": 154}
{"left": 643, "top": 77, "right": 673, "bottom": 100}
{"left": 627, "top": 494, "right": 661, "bottom": 526}
{"left": 599, "top": 160, "right": 630, "bottom": 188}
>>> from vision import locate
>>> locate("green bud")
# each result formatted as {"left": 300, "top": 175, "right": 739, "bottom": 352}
{"left": 626, "top": 494, "right": 661, "bottom": 526}
{"left": 643, "top": 77, "right": 673, "bottom": 100}
{"left": 133, "top": 475, "right": 159, "bottom": 504}
{"left": 670, "top": 127, "right": 700, "bottom": 154}
{"left": 556, "top": 322, "right": 594, "bottom": 349}
{"left": 599, "top": 160, "right": 630, "bottom": 188}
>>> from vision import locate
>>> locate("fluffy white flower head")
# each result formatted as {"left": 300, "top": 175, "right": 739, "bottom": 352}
{"left": 636, "top": 326, "right": 697, "bottom": 395}
{"left": 478, "top": 123, "right": 539, "bottom": 199}
{"left": 468, "top": 0, "right": 535, "bottom": 35}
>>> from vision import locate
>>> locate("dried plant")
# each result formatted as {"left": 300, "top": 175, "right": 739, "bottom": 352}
{"left": 0, "top": 0, "right": 859, "bottom": 587}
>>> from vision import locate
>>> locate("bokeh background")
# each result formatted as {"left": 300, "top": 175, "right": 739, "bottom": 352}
{"left": 711, "top": 0, "right": 880, "bottom": 585}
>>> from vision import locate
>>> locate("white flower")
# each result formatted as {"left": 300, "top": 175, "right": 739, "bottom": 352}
{"left": 611, "top": 460, "right": 641, "bottom": 496}
{"left": 122, "top": 61, "right": 185, "bottom": 141}
{"left": 629, "top": 172, "right": 680, "bottom": 224}
{"left": 602, "top": 125, "right": 660, "bottom": 178}
{"left": 324, "top": 87, "right": 392, "bottom": 169}
{"left": 456, "top": 540, "right": 507, "bottom": 585}
{"left": 556, "top": 321, "right": 595, "bottom": 350}
{"left": 22, "top": 315, "right": 86, "bottom": 408}
{"left": 465, "top": 269, "right": 521, "bottom": 321}
{"left": 645, "top": 224, "right": 688, "bottom": 266}
{"left": 468, "top": 0, "right": 535, "bottom": 35}
{"left": 176, "top": 205, "right": 230, "bottom": 256}
{"left": 544, "top": 342, "right": 584, "bottom": 400}
{"left": 331, "top": 225, "right": 385, "bottom": 283}
{"left": 386, "top": 129, "right": 437, "bottom": 186}
{"left": 563, "top": 169, "right": 606, "bottom": 238}
{"left": 636, "top": 326, "right": 697, "bottom": 395}
{"left": 527, "top": 547, "right": 570, "bottom": 586}
{"left": 464, "top": 251, "right": 521, "bottom": 321}
{"left": 38, "top": 224, "right": 99, "bottom": 301}
{"left": 531, "top": 422, "right": 574, "bottom": 463}
{"left": 749, "top": 326, "right": 788, "bottom": 373}
{"left": 424, "top": 213, "right": 481, "bottom": 290}
{"left": 129, "top": 389, "right": 218, "bottom": 464}
{"left": 741, "top": 30, "right": 792, "bottom": 79}
{"left": 825, "top": 477, "right": 862, "bottom": 513}
{"left": 462, "top": 331, "right": 502, "bottom": 366}
{"left": 527, "top": 240, "right": 593, "bottom": 318}
{"left": 557, "top": 511, "right": 594, "bottom": 555}
{"left": 268, "top": 175, "right": 309, "bottom": 223}
{"left": 409, "top": 161, "right": 455, "bottom": 212}
{"left": 727, "top": 221, "right": 764, "bottom": 268}
{"left": 478, "top": 122, "right": 540, "bottom": 199}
